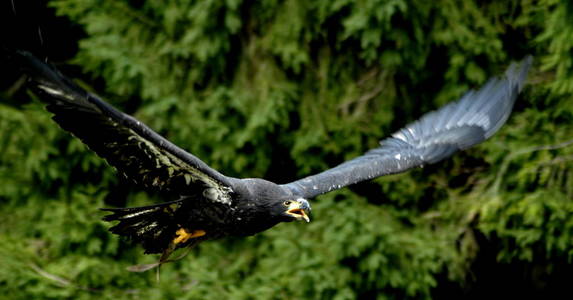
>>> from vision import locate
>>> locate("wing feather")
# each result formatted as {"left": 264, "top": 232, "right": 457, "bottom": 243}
{"left": 17, "top": 51, "right": 234, "bottom": 203}
{"left": 283, "top": 57, "right": 532, "bottom": 198}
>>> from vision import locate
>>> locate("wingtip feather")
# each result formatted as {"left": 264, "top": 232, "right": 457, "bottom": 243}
{"left": 506, "top": 55, "right": 533, "bottom": 92}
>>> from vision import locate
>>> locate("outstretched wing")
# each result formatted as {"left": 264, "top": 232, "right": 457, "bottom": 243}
{"left": 16, "top": 51, "right": 234, "bottom": 204}
{"left": 283, "top": 57, "right": 532, "bottom": 199}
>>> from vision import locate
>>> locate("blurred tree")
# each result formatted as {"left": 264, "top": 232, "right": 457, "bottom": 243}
{"left": 1, "top": 0, "right": 572, "bottom": 299}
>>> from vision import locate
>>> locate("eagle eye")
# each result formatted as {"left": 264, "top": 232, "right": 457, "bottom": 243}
{"left": 283, "top": 201, "right": 292, "bottom": 206}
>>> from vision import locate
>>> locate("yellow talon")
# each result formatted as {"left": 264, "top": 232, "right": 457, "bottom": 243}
{"left": 173, "top": 228, "right": 206, "bottom": 245}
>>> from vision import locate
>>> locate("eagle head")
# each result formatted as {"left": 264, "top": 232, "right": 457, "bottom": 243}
{"left": 280, "top": 198, "right": 311, "bottom": 222}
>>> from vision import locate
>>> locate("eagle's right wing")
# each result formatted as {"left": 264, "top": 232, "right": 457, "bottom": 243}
{"left": 283, "top": 57, "right": 532, "bottom": 199}
{"left": 16, "top": 51, "right": 235, "bottom": 204}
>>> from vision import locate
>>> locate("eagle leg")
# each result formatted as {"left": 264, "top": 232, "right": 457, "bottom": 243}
{"left": 173, "top": 228, "right": 206, "bottom": 245}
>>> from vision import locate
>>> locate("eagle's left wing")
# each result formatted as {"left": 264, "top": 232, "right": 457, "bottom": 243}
{"left": 283, "top": 57, "right": 532, "bottom": 199}
{"left": 15, "top": 51, "right": 235, "bottom": 204}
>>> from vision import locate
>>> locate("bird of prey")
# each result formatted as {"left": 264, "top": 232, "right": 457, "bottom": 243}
{"left": 13, "top": 51, "right": 531, "bottom": 267}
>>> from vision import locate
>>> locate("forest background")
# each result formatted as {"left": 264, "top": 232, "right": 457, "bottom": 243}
{"left": 1, "top": 0, "right": 572, "bottom": 299}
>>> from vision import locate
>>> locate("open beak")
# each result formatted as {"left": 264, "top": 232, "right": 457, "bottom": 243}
{"left": 286, "top": 198, "right": 311, "bottom": 222}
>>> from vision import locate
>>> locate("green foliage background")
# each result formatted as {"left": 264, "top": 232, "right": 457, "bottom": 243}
{"left": 1, "top": 0, "right": 573, "bottom": 299}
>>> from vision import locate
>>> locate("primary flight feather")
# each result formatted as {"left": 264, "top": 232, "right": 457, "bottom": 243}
{"left": 12, "top": 51, "right": 531, "bottom": 265}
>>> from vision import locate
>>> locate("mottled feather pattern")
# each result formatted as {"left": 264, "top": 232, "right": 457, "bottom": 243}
{"left": 19, "top": 51, "right": 234, "bottom": 205}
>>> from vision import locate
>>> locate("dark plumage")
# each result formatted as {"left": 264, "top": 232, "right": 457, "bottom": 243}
{"left": 12, "top": 51, "right": 531, "bottom": 266}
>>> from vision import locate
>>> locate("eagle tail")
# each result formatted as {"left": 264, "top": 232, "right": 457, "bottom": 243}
{"left": 101, "top": 200, "right": 185, "bottom": 254}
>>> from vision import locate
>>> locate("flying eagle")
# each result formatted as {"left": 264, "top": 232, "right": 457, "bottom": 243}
{"left": 13, "top": 51, "right": 531, "bottom": 267}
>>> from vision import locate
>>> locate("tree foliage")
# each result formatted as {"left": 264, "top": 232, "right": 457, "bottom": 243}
{"left": 1, "top": 0, "right": 572, "bottom": 299}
